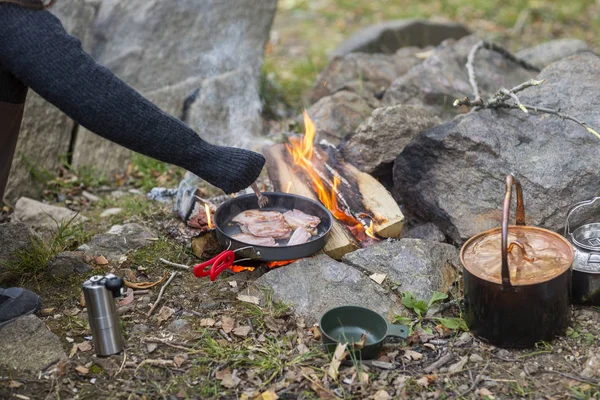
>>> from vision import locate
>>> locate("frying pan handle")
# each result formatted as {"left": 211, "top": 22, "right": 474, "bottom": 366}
{"left": 501, "top": 174, "right": 526, "bottom": 288}
{"left": 386, "top": 323, "right": 409, "bottom": 339}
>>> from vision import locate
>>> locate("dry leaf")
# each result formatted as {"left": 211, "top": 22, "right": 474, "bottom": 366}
{"left": 125, "top": 271, "right": 168, "bottom": 289}
{"left": 297, "top": 342, "right": 309, "bottom": 354}
{"left": 327, "top": 343, "right": 348, "bottom": 380}
{"left": 372, "top": 389, "right": 391, "bottom": 400}
{"left": 77, "top": 341, "right": 92, "bottom": 352}
{"left": 118, "top": 288, "right": 134, "bottom": 307}
{"left": 369, "top": 273, "right": 387, "bottom": 285}
{"left": 258, "top": 334, "right": 266, "bottom": 342}
{"left": 448, "top": 356, "right": 468, "bottom": 374}
{"left": 403, "top": 349, "right": 423, "bottom": 360}
{"left": 216, "top": 369, "right": 240, "bottom": 389}
{"left": 352, "top": 333, "right": 367, "bottom": 350}
{"left": 309, "top": 326, "right": 322, "bottom": 340}
{"left": 40, "top": 307, "right": 55, "bottom": 317}
{"left": 156, "top": 306, "right": 175, "bottom": 324}
{"left": 416, "top": 375, "right": 436, "bottom": 387}
{"left": 79, "top": 292, "right": 86, "bottom": 307}
{"left": 66, "top": 336, "right": 74, "bottom": 343}
{"left": 233, "top": 326, "right": 252, "bottom": 337}
{"left": 200, "top": 318, "right": 216, "bottom": 327}
{"left": 228, "top": 281, "right": 238, "bottom": 288}
{"left": 8, "top": 380, "right": 23, "bottom": 388}
{"left": 147, "top": 343, "right": 158, "bottom": 353}
{"left": 56, "top": 359, "right": 69, "bottom": 376}
{"left": 237, "top": 294, "right": 260, "bottom": 305}
{"left": 477, "top": 388, "right": 495, "bottom": 398}
{"left": 95, "top": 255, "right": 109, "bottom": 265}
{"left": 75, "top": 365, "right": 89, "bottom": 375}
{"left": 221, "top": 317, "right": 235, "bottom": 333}
{"left": 173, "top": 354, "right": 188, "bottom": 368}
{"left": 69, "top": 344, "right": 78, "bottom": 358}
{"left": 257, "top": 390, "right": 279, "bottom": 400}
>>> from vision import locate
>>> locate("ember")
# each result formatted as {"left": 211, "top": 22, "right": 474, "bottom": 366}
{"left": 229, "top": 259, "right": 296, "bottom": 273}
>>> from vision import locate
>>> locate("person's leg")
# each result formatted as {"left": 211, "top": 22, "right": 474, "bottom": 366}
{"left": 0, "top": 101, "right": 25, "bottom": 204}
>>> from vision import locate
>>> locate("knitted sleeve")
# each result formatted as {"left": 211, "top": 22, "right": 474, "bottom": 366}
{"left": 0, "top": 5, "right": 265, "bottom": 194}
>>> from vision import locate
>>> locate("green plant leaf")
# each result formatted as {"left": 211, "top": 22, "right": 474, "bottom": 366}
{"left": 435, "top": 317, "right": 468, "bottom": 331}
{"left": 402, "top": 291, "right": 416, "bottom": 309}
{"left": 428, "top": 291, "right": 449, "bottom": 308}
{"left": 393, "top": 316, "right": 413, "bottom": 325}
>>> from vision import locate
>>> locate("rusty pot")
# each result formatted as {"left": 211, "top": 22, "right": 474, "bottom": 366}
{"left": 460, "top": 175, "right": 574, "bottom": 348}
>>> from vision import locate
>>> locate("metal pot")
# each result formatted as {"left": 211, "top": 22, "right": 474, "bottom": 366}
{"left": 460, "top": 175, "right": 574, "bottom": 348}
{"left": 564, "top": 197, "right": 600, "bottom": 305}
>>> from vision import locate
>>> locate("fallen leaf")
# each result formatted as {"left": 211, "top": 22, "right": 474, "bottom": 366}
{"left": 118, "top": 288, "right": 134, "bottom": 307}
{"left": 352, "top": 333, "right": 367, "bottom": 350}
{"left": 258, "top": 334, "right": 266, "bottom": 342}
{"left": 40, "top": 307, "right": 55, "bottom": 316}
{"left": 66, "top": 336, "right": 74, "bottom": 343}
{"left": 297, "top": 342, "right": 309, "bottom": 354}
{"left": 77, "top": 341, "right": 92, "bottom": 352}
{"left": 8, "top": 380, "right": 23, "bottom": 388}
{"left": 95, "top": 255, "right": 109, "bottom": 265}
{"left": 221, "top": 317, "right": 235, "bottom": 333}
{"left": 125, "top": 271, "right": 168, "bottom": 289}
{"left": 416, "top": 374, "right": 436, "bottom": 387}
{"left": 69, "top": 344, "right": 78, "bottom": 358}
{"left": 327, "top": 342, "right": 348, "bottom": 380}
{"left": 477, "top": 387, "right": 495, "bottom": 398}
{"left": 200, "top": 318, "right": 216, "bottom": 327}
{"left": 56, "top": 359, "right": 69, "bottom": 376}
{"left": 372, "top": 389, "right": 391, "bottom": 400}
{"left": 147, "top": 343, "right": 158, "bottom": 353}
{"left": 257, "top": 390, "right": 279, "bottom": 400}
{"left": 237, "top": 294, "right": 260, "bottom": 305}
{"left": 309, "top": 326, "right": 322, "bottom": 340}
{"left": 448, "top": 356, "right": 468, "bottom": 374}
{"left": 358, "top": 370, "right": 369, "bottom": 384}
{"left": 173, "top": 354, "right": 188, "bottom": 368}
{"left": 156, "top": 306, "right": 175, "bottom": 324}
{"left": 75, "top": 365, "right": 89, "bottom": 375}
{"left": 216, "top": 369, "right": 240, "bottom": 389}
{"left": 228, "top": 281, "right": 238, "bottom": 288}
{"left": 233, "top": 326, "right": 252, "bottom": 337}
{"left": 403, "top": 349, "right": 423, "bottom": 360}
{"left": 369, "top": 273, "right": 387, "bottom": 285}
{"left": 79, "top": 292, "right": 86, "bottom": 307}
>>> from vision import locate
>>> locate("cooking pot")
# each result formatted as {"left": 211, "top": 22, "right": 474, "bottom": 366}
{"left": 564, "top": 197, "right": 600, "bottom": 305}
{"left": 460, "top": 175, "right": 574, "bottom": 348}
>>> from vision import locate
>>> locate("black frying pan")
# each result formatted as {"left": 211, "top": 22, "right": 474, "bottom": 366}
{"left": 213, "top": 192, "right": 333, "bottom": 261}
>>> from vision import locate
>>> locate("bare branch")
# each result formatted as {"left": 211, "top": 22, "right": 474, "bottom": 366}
{"left": 159, "top": 258, "right": 190, "bottom": 270}
{"left": 466, "top": 40, "right": 484, "bottom": 103}
{"left": 147, "top": 271, "right": 179, "bottom": 317}
{"left": 481, "top": 41, "right": 541, "bottom": 72}
{"left": 499, "top": 88, "right": 528, "bottom": 113}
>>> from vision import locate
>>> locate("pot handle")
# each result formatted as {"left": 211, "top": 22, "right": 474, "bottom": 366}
{"left": 386, "top": 323, "right": 409, "bottom": 339}
{"left": 501, "top": 174, "right": 526, "bottom": 288}
{"left": 564, "top": 197, "right": 600, "bottom": 238}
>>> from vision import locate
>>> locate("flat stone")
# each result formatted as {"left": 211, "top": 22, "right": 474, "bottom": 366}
{"left": 402, "top": 223, "right": 446, "bottom": 242}
{"left": 332, "top": 19, "right": 469, "bottom": 57}
{"left": 77, "top": 223, "right": 156, "bottom": 262}
{"left": 252, "top": 254, "right": 404, "bottom": 325}
{"left": 393, "top": 53, "right": 600, "bottom": 242}
{"left": 169, "top": 318, "right": 191, "bottom": 333}
{"left": 13, "top": 197, "right": 87, "bottom": 233}
{"left": 342, "top": 105, "right": 440, "bottom": 176}
{"left": 516, "top": 39, "right": 593, "bottom": 69}
{"left": 342, "top": 239, "right": 459, "bottom": 302}
{"left": 0, "top": 315, "right": 67, "bottom": 372}
{"left": 0, "top": 222, "right": 35, "bottom": 283}
{"left": 48, "top": 251, "right": 93, "bottom": 279}
{"left": 100, "top": 208, "right": 123, "bottom": 218}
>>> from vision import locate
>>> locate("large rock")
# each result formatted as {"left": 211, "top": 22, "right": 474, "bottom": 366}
{"left": 252, "top": 254, "right": 403, "bottom": 325}
{"left": 393, "top": 53, "right": 600, "bottom": 243}
{"left": 13, "top": 197, "right": 86, "bottom": 234}
{"left": 401, "top": 223, "right": 446, "bottom": 243}
{"left": 0, "top": 315, "right": 67, "bottom": 372}
{"left": 48, "top": 251, "right": 92, "bottom": 279}
{"left": 383, "top": 35, "right": 537, "bottom": 119}
{"left": 342, "top": 239, "right": 459, "bottom": 302}
{"left": 0, "top": 222, "right": 35, "bottom": 283}
{"left": 306, "top": 91, "right": 375, "bottom": 146}
{"left": 516, "top": 39, "right": 593, "bottom": 70}
{"left": 332, "top": 19, "right": 469, "bottom": 57}
{"left": 311, "top": 47, "right": 427, "bottom": 103}
{"left": 78, "top": 223, "right": 157, "bottom": 262}
{"left": 342, "top": 105, "right": 440, "bottom": 176}
{"left": 4, "top": 1, "right": 99, "bottom": 203}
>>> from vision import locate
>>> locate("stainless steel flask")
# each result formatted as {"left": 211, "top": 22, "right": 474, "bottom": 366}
{"left": 82, "top": 274, "right": 125, "bottom": 356}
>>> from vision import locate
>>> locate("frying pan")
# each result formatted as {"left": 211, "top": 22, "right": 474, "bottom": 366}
{"left": 193, "top": 192, "right": 333, "bottom": 280}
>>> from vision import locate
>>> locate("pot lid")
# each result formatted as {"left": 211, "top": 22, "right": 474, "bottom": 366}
{"left": 461, "top": 226, "right": 574, "bottom": 286}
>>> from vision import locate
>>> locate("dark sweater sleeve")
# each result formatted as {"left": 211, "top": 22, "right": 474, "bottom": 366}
{"left": 0, "top": 5, "right": 265, "bottom": 194}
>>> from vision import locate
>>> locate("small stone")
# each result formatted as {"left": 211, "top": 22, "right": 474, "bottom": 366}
{"left": 169, "top": 319, "right": 190, "bottom": 333}
{"left": 458, "top": 384, "right": 469, "bottom": 392}
{"left": 99, "top": 208, "right": 123, "bottom": 218}
{"left": 82, "top": 191, "right": 100, "bottom": 202}
{"left": 497, "top": 349, "right": 511, "bottom": 359}
{"left": 131, "top": 324, "right": 150, "bottom": 333}
{"left": 77, "top": 223, "right": 156, "bottom": 263}
{"left": 469, "top": 354, "right": 484, "bottom": 363}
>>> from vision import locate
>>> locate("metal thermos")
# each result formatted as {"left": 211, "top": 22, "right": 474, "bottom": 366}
{"left": 82, "top": 274, "right": 125, "bottom": 356}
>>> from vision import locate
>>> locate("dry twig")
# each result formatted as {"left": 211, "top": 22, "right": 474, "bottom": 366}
{"left": 424, "top": 352, "right": 455, "bottom": 373}
{"left": 159, "top": 258, "right": 191, "bottom": 270}
{"left": 147, "top": 272, "right": 179, "bottom": 317}
{"left": 457, "top": 358, "right": 491, "bottom": 397}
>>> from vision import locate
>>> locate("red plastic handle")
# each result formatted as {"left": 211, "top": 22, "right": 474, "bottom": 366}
{"left": 193, "top": 250, "right": 236, "bottom": 281}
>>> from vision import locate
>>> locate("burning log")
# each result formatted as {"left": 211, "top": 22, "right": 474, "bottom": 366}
{"left": 191, "top": 229, "right": 222, "bottom": 259}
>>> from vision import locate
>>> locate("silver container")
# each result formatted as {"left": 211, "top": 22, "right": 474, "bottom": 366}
{"left": 82, "top": 274, "right": 125, "bottom": 356}
{"left": 564, "top": 197, "right": 600, "bottom": 305}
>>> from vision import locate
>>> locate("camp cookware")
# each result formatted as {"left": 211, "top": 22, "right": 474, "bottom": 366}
{"left": 319, "top": 306, "right": 409, "bottom": 360}
{"left": 193, "top": 192, "right": 333, "bottom": 280}
{"left": 460, "top": 175, "right": 574, "bottom": 348}
{"left": 564, "top": 197, "right": 600, "bottom": 305}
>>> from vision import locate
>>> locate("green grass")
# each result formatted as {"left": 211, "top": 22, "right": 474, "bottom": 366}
{"left": 128, "top": 153, "right": 185, "bottom": 192}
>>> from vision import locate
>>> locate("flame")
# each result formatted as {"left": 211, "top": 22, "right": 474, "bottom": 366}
{"left": 230, "top": 265, "right": 255, "bottom": 273}
{"left": 285, "top": 181, "right": 293, "bottom": 193}
{"left": 229, "top": 260, "right": 295, "bottom": 273}
{"left": 204, "top": 203, "right": 214, "bottom": 229}
{"left": 365, "top": 220, "right": 377, "bottom": 239}
{"left": 285, "top": 110, "right": 371, "bottom": 242}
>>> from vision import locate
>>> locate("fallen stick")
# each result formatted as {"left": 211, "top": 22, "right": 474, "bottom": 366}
{"left": 132, "top": 289, "right": 150, "bottom": 295}
{"left": 218, "top": 329, "right": 233, "bottom": 342}
{"left": 159, "top": 258, "right": 191, "bottom": 270}
{"left": 147, "top": 272, "right": 179, "bottom": 317}
{"left": 424, "top": 352, "right": 455, "bottom": 373}
{"left": 457, "top": 358, "right": 490, "bottom": 397}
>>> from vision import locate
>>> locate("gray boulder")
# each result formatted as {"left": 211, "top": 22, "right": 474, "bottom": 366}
{"left": 78, "top": 223, "right": 156, "bottom": 262}
{"left": 252, "top": 254, "right": 404, "bottom": 325}
{"left": 342, "top": 105, "right": 440, "bottom": 175}
{"left": 306, "top": 91, "right": 375, "bottom": 145}
{"left": 342, "top": 239, "right": 459, "bottom": 302}
{"left": 402, "top": 223, "right": 446, "bottom": 243}
{"left": 311, "top": 47, "right": 427, "bottom": 103}
{"left": 48, "top": 251, "right": 92, "bottom": 279}
{"left": 0, "top": 222, "right": 35, "bottom": 283}
{"left": 383, "top": 35, "right": 537, "bottom": 119}
{"left": 332, "top": 19, "right": 469, "bottom": 57}
{"left": 13, "top": 197, "right": 86, "bottom": 234}
{"left": 516, "top": 39, "right": 593, "bottom": 70}
{"left": 393, "top": 53, "right": 600, "bottom": 243}
{"left": 0, "top": 315, "right": 67, "bottom": 372}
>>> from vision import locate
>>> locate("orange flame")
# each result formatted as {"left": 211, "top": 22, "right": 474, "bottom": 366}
{"left": 204, "top": 203, "right": 214, "bottom": 229}
{"left": 229, "top": 260, "right": 295, "bottom": 273}
{"left": 285, "top": 181, "right": 293, "bottom": 193}
{"left": 365, "top": 220, "right": 377, "bottom": 239}
{"left": 286, "top": 111, "right": 371, "bottom": 242}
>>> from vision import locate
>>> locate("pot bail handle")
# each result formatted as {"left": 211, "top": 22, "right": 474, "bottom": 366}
{"left": 501, "top": 174, "right": 526, "bottom": 288}
{"left": 564, "top": 197, "right": 600, "bottom": 238}
{"left": 386, "top": 323, "right": 409, "bottom": 339}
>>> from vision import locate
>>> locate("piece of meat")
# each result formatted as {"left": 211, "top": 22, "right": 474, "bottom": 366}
{"left": 246, "top": 219, "right": 291, "bottom": 239}
{"left": 287, "top": 227, "right": 312, "bottom": 246}
{"left": 283, "top": 209, "right": 321, "bottom": 234}
{"left": 232, "top": 210, "right": 285, "bottom": 225}
{"left": 232, "top": 233, "right": 278, "bottom": 247}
